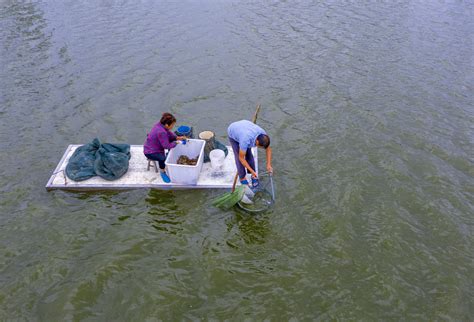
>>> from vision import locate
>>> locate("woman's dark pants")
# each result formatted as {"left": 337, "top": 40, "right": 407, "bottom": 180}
{"left": 145, "top": 152, "right": 166, "bottom": 170}
{"left": 229, "top": 138, "right": 255, "bottom": 180}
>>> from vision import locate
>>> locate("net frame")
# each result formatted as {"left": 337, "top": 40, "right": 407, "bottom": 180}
{"left": 237, "top": 172, "right": 275, "bottom": 213}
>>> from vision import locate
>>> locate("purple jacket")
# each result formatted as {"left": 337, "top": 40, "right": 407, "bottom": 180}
{"left": 143, "top": 123, "right": 177, "bottom": 155}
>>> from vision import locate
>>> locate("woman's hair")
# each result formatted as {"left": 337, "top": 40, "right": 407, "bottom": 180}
{"left": 257, "top": 134, "right": 270, "bottom": 149}
{"left": 160, "top": 112, "right": 176, "bottom": 126}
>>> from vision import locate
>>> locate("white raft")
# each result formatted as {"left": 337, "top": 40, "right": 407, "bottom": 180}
{"left": 45, "top": 145, "right": 257, "bottom": 191}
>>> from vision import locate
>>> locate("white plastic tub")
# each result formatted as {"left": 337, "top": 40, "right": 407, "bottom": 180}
{"left": 165, "top": 139, "right": 205, "bottom": 184}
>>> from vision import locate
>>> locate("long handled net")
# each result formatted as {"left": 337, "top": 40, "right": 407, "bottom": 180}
{"left": 237, "top": 172, "right": 275, "bottom": 213}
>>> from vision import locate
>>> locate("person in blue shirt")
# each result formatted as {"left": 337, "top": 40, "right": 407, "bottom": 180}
{"left": 227, "top": 120, "right": 273, "bottom": 187}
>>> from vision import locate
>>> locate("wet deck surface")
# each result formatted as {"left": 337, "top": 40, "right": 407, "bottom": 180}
{"left": 46, "top": 145, "right": 257, "bottom": 190}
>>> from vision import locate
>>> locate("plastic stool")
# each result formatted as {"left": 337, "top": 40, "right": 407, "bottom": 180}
{"left": 147, "top": 159, "right": 159, "bottom": 173}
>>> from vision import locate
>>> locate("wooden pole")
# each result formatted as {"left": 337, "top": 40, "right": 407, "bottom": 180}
{"left": 231, "top": 104, "right": 261, "bottom": 192}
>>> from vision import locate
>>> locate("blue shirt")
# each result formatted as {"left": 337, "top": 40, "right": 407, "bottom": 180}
{"left": 227, "top": 120, "right": 266, "bottom": 151}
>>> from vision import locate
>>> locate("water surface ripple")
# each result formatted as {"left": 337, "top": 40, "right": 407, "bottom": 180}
{"left": 0, "top": 0, "right": 473, "bottom": 320}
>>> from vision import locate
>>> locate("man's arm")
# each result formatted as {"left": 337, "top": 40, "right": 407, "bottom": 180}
{"left": 266, "top": 147, "right": 273, "bottom": 173}
{"left": 239, "top": 149, "right": 257, "bottom": 178}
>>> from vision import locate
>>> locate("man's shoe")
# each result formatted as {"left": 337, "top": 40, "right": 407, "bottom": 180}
{"left": 251, "top": 177, "right": 259, "bottom": 189}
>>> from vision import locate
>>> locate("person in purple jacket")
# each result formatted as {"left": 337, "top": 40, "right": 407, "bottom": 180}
{"left": 144, "top": 113, "right": 187, "bottom": 183}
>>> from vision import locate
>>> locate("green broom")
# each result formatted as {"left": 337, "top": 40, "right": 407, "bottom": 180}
{"left": 212, "top": 185, "right": 246, "bottom": 210}
{"left": 212, "top": 104, "right": 261, "bottom": 210}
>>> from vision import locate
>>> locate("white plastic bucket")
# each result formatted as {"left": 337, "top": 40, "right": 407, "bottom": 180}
{"left": 209, "top": 149, "right": 225, "bottom": 169}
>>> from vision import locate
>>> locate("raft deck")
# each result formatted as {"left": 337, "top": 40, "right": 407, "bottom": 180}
{"left": 45, "top": 145, "right": 257, "bottom": 190}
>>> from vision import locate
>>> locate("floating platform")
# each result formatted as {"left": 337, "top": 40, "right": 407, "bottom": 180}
{"left": 45, "top": 145, "right": 257, "bottom": 191}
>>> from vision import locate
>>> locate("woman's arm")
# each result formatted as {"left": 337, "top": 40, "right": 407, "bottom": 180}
{"left": 158, "top": 132, "right": 177, "bottom": 150}
{"left": 169, "top": 131, "right": 178, "bottom": 142}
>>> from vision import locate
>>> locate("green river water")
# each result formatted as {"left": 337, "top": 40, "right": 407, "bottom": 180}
{"left": 1, "top": 0, "right": 473, "bottom": 320}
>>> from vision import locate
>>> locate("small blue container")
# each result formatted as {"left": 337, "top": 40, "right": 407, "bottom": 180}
{"left": 175, "top": 125, "right": 193, "bottom": 138}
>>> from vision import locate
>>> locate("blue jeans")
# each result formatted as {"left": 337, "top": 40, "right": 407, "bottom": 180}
{"left": 229, "top": 138, "right": 255, "bottom": 180}
{"left": 145, "top": 152, "right": 167, "bottom": 170}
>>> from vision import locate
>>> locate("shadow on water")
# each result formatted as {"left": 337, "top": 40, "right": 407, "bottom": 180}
{"left": 50, "top": 190, "right": 146, "bottom": 224}
{"left": 145, "top": 189, "right": 185, "bottom": 235}
{"left": 224, "top": 208, "right": 272, "bottom": 246}
{"left": 53, "top": 190, "right": 135, "bottom": 204}
{"left": 67, "top": 190, "right": 121, "bottom": 200}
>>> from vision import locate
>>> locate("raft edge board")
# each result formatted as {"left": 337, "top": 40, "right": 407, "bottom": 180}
{"left": 45, "top": 144, "right": 258, "bottom": 191}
